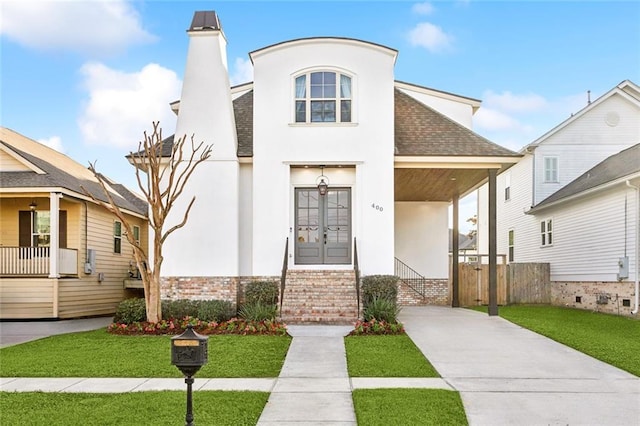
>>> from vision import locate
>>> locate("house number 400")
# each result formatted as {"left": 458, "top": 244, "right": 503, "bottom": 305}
{"left": 371, "top": 203, "right": 384, "bottom": 212}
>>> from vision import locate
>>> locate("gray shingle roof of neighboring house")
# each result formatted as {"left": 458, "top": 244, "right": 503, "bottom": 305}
{"left": 0, "top": 137, "right": 147, "bottom": 216}
{"left": 157, "top": 87, "right": 518, "bottom": 159}
{"left": 532, "top": 143, "right": 640, "bottom": 211}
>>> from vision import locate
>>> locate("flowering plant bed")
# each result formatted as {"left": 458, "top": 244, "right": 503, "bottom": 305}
{"left": 349, "top": 319, "right": 405, "bottom": 335}
{"left": 108, "top": 317, "right": 288, "bottom": 336}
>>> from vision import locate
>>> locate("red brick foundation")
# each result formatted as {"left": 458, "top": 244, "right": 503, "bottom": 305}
{"left": 397, "top": 278, "right": 449, "bottom": 306}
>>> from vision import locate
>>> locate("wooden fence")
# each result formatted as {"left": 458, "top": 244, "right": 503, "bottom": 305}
{"left": 507, "top": 263, "right": 550, "bottom": 304}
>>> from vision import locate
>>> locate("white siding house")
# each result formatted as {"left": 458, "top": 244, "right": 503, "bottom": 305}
{"left": 158, "top": 11, "right": 519, "bottom": 322}
{"left": 478, "top": 80, "right": 640, "bottom": 316}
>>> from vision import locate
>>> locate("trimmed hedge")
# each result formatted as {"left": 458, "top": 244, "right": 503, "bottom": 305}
{"left": 361, "top": 275, "right": 399, "bottom": 306}
{"left": 244, "top": 280, "right": 279, "bottom": 306}
{"left": 114, "top": 298, "right": 236, "bottom": 324}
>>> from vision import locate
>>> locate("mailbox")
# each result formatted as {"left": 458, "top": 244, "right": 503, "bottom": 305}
{"left": 171, "top": 324, "right": 208, "bottom": 377}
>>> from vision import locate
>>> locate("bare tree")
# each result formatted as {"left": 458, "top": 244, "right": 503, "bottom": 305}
{"left": 84, "top": 122, "right": 212, "bottom": 322}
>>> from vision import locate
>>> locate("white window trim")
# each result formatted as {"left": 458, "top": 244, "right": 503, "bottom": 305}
{"left": 504, "top": 172, "right": 511, "bottom": 201}
{"left": 543, "top": 156, "right": 559, "bottom": 183}
{"left": 114, "top": 220, "right": 122, "bottom": 254}
{"left": 508, "top": 229, "right": 514, "bottom": 262}
{"left": 540, "top": 218, "right": 553, "bottom": 247}
{"left": 291, "top": 68, "right": 357, "bottom": 124}
{"left": 133, "top": 225, "right": 140, "bottom": 245}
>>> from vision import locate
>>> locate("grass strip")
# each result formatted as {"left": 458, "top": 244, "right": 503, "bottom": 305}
{"left": 0, "top": 329, "right": 291, "bottom": 378}
{"left": 0, "top": 391, "right": 267, "bottom": 426}
{"left": 352, "top": 388, "right": 467, "bottom": 426}
{"left": 471, "top": 305, "right": 640, "bottom": 376}
{"left": 345, "top": 334, "right": 439, "bottom": 377}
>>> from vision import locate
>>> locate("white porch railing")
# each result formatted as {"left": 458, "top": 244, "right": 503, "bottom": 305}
{"left": 0, "top": 247, "right": 78, "bottom": 276}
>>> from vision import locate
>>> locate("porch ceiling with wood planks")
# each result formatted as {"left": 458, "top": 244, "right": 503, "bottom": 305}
{"left": 395, "top": 167, "right": 490, "bottom": 201}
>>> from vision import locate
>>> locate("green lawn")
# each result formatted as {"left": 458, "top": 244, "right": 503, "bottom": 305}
{"left": 0, "top": 391, "right": 267, "bottom": 426}
{"left": 345, "top": 334, "right": 439, "bottom": 377}
{"left": 472, "top": 305, "right": 640, "bottom": 376}
{"left": 0, "top": 329, "right": 291, "bottom": 378}
{"left": 353, "top": 389, "right": 467, "bottom": 426}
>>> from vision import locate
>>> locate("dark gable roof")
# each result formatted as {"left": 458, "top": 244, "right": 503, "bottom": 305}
{"left": 161, "top": 88, "right": 517, "bottom": 159}
{"left": 394, "top": 89, "right": 517, "bottom": 157}
{"left": 1, "top": 142, "right": 147, "bottom": 216}
{"left": 533, "top": 143, "right": 640, "bottom": 210}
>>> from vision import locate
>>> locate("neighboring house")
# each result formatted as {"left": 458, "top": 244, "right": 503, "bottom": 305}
{"left": 0, "top": 127, "right": 148, "bottom": 319}
{"left": 477, "top": 80, "right": 640, "bottom": 315}
{"left": 155, "top": 11, "right": 519, "bottom": 322}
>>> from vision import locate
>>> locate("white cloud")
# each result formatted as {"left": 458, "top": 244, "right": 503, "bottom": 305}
{"left": 38, "top": 136, "right": 64, "bottom": 153}
{"left": 78, "top": 62, "right": 182, "bottom": 149}
{"left": 229, "top": 57, "right": 254, "bottom": 86}
{"left": 483, "top": 90, "right": 547, "bottom": 113}
{"left": 473, "top": 107, "right": 522, "bottom": 131}
{"left": 412, "top": 2, "right": 435, "bottom": 15}
{"left": 408, "top": 22, "right": 453, "bottom": 53}
{"left": 0, "top": 0, "right": 155, "bottom": 55}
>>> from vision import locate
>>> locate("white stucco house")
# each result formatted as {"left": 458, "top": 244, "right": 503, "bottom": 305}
{"left": 157, "top": 11, "right": 519, "bottom": 323}
{"left": 477, "top": 80, "right": 640, "bottom": 316}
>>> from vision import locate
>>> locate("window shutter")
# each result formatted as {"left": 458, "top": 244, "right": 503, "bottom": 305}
{"left": 19, "top": 211, "right": 31, "bottom": 247}
{"left": 59, "top": 210, "right": 67, "bottom": 248}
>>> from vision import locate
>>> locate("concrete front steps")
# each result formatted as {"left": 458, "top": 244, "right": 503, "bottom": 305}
{"left": 279, "top": 270, "right": 359, "bottom": 325}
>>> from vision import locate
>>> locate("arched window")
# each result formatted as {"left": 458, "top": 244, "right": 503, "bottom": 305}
{"left": 295, "top": 71, "right": 352, "bottom": 123}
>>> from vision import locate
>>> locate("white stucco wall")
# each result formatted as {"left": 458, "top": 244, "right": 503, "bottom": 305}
{"left": 162, "top": 29, "right": 240, "bottom": 277}
{"left": 250, "top": 39, "right": 397, "bottom": 276}
{"left": 395, "top": 202, "right": 449, "bottom": 278}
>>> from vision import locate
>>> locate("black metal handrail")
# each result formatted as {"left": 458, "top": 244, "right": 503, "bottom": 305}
{"left": 354, "top": 237, "right": 361, "bottom": 317}
{"left": 394, "top": 257, "right": 427, "bottom": 298}
{"left": 279, "top": 238, "right": 289, "bottom": 315}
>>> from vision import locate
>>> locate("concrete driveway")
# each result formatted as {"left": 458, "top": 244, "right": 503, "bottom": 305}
{"left": 400, "top": 306, "right": 639, "bottom": 426}
{"left": 0, "top": 317, "right": 112, "bottom": 348}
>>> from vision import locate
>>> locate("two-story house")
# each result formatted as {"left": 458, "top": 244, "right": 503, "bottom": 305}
{"left": 158, "top": 11, "right": 519, "bottom": 322}
{"left": 477, "top": 80, "right": 640, "bottom": 316}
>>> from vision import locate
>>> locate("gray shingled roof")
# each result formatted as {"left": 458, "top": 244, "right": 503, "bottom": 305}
{"left": 1, "top": 142, "right": 147, "bottom": 216}
{"left": 532, "top": 143, "right": 640, "bottom": 211}
{"left": 159, "top": 88, "right": 517, "bottom": 159}
{"left": 394, "top": 89, "right": 517, "bottom": 157}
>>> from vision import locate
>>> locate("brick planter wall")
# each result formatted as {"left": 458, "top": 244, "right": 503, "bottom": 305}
{"left": 551, "top": 280, "right": 637, "bottom": 317}
{"left": 397, "top": 279, "right": 449, "bottom": 306}
{"left": 161, "top": 276, "right": 279, "bottom": 310}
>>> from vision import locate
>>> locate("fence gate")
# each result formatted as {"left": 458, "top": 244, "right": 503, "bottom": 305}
{"left": 454, "top": 254, "right": 507, "bottom": 306}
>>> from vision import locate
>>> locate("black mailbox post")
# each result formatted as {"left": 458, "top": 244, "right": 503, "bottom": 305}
{"left": 171, "top": 325, "right": 208, "bottom": 426}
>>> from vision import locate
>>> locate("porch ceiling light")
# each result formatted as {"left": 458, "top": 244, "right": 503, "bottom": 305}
{"left": 317, "top": 166, "right": 329, "bottom": 196}
{"left": 29, "top": 200, "right": 37, "bottom": 211}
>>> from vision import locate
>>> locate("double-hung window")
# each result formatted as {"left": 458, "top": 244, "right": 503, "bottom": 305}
{"left": 543, "top": 157, "right": 558, "bottom": 182}
{"left": 133, "top": 225, "right": 140, "bottom": 246}
{"left": 508, "top": 229, "right": 515, "bottom": 262}
{"left": 540, "top": 219, "right": 552, "bottom": 246}
{"left": 114, "top": 221, "right": 122, "bottom": 254}
{"left": 504, "top": 172, "right": 511, "bottom": 201}
{"left": 295, "top": 71, "right": 352, "bottom": 123}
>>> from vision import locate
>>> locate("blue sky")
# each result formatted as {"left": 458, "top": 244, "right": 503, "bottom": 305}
{"left": 2, "top": 0, "right": 639, "bottom": 230}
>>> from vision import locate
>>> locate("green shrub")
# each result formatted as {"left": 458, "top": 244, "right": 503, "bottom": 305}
{"left": 196, "top": 299, "right": 236, "bottom": 322}
{"left": 239, "top": 302, "right": 278, "bottom": 321}
{"left": 161, "top": 299, "right": 198, "bottom": 320}
{"left": 113, "top": 298, "right": 146, "bottom": 324}
{"left": 361, "top": 275, "right": 399, "bottom": 306}
{"left": 363, "top": 296, "right": 401, "bottom": 323}
{"left": 244, "top": 280, "right": 279, "bottom": 306}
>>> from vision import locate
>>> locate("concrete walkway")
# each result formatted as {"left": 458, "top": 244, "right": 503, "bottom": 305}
{"left": 400, "top": 306, "right": 640, "bottom": 426}
{"left": 0, "top": 317, "right": 113, "bottom": 348}
{"left": 2, "top": 308, "right": 639, "bottom": 425}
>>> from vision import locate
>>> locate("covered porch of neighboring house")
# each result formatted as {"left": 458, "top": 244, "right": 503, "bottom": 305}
{"left": 393, "top": 157, "right": 516, "bottom": 315}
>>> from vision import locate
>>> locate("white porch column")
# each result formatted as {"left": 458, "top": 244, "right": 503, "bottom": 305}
{"left": 49, "top": 192, "right": 61, "bottom": 278}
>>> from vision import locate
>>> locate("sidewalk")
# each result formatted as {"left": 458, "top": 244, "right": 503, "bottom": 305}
{"left": 400, "top": 306, "right": 640, "bottom": 426}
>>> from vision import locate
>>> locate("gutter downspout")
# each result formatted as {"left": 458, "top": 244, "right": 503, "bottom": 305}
{"left": 626, "top": 180, "right": 639, "bottom": 314}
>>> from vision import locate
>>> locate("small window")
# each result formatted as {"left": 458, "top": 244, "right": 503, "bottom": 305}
{"left": 543, "top": 157, "right": 558, "bottom": 182}
{"left": 508, "top": 229, "right": 514, "bottom": 262}
{"left": 540, "top": 219, "right": 553, "bottom": 246}
{"left": 114, "top": 221, "right": 122, "bottom": 254}
{"left": 32, "top": 211, "right": 51, "bottom": 247}
{"left": 295, "top": 71, "right": 351, "bottom": 123}
{"left": 133, "top": 225, "right": 140, "bottom": 245}
{"left": 504, "top": 172, "right": 511, "bottom": 201}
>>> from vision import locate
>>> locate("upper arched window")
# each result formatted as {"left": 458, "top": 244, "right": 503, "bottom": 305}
{"left": 295, "top": 71, "right": 352, "bottom": 123}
